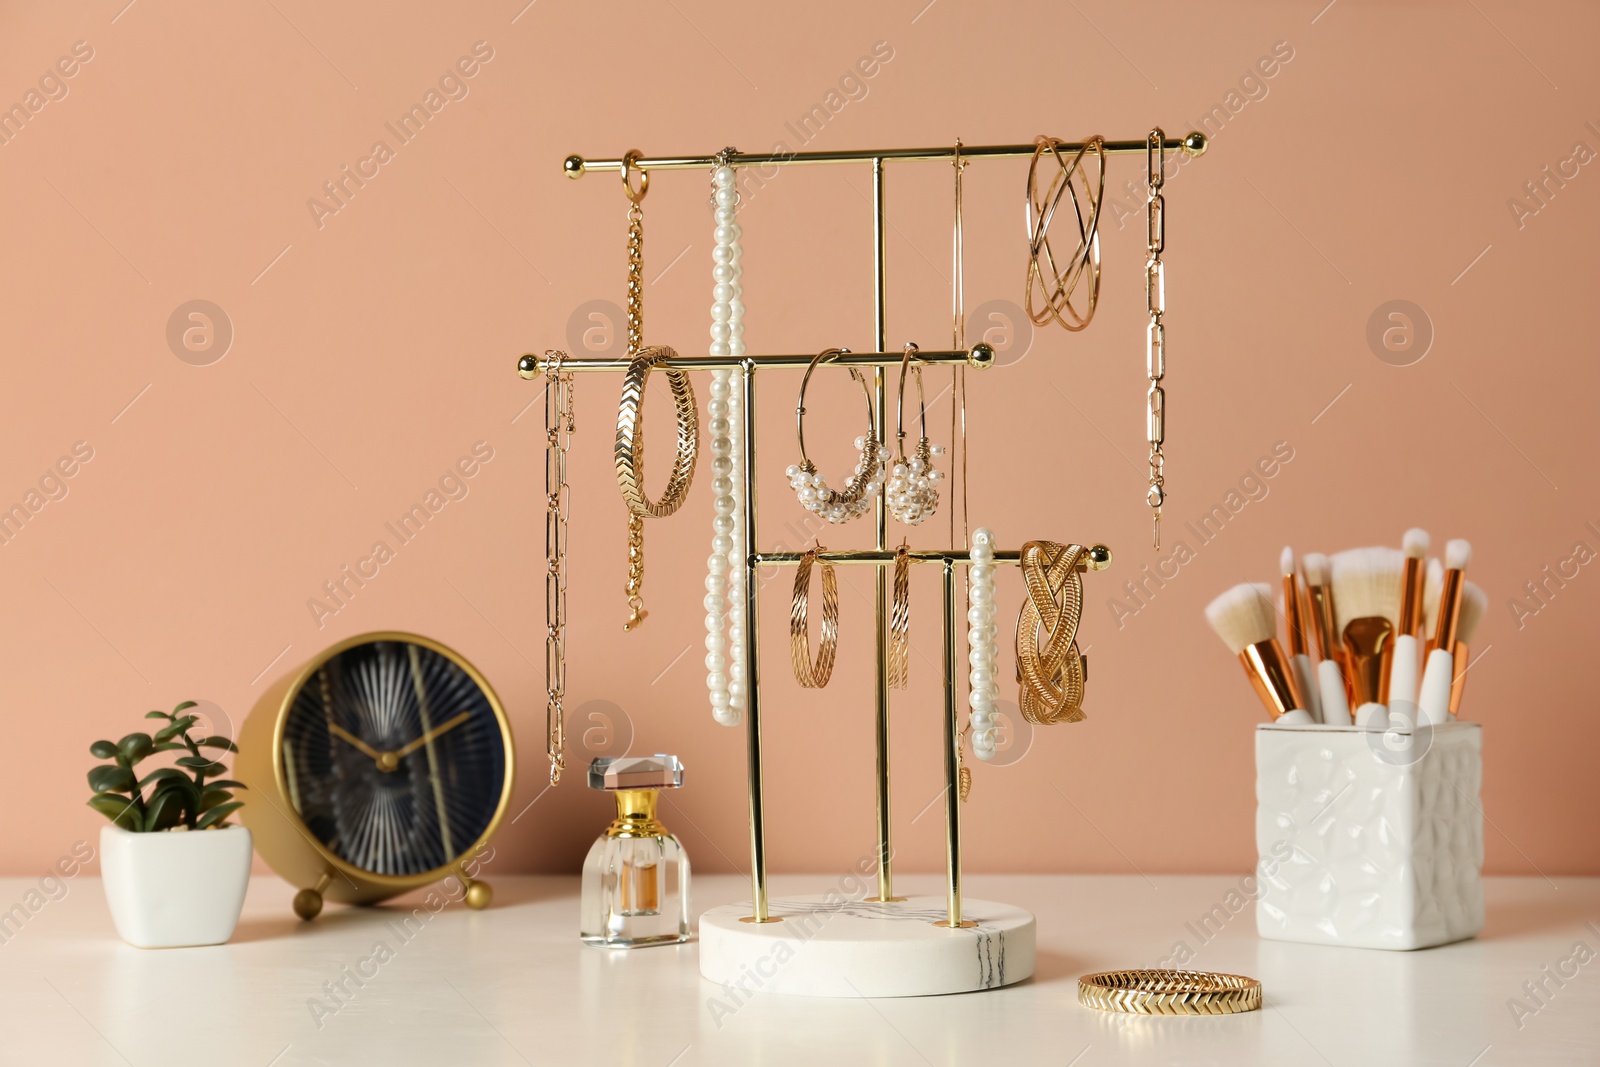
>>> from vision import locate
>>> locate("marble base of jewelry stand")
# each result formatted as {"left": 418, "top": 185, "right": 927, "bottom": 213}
{"left": 698, "top": 894, "right": 1035, "bottom": 997}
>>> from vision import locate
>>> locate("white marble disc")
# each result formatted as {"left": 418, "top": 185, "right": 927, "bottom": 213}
{"left": 698, "top": 893, "right": 1035, "bottom": 998}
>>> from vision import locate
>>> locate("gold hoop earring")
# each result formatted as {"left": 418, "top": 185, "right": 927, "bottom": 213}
{"left": 1025, "top": 135, "right": 1106, "bottom": 332}
{"left": 1015, "top": 541, "right": 1110, "bottom": 724}
{"left": 889, "top": 542, "right": 911, "bottom": 690}
{"left": 787, "top": 349, "right": 886, "bottom": 524}
{"left": 790, "top": 548, "right": 839, "bottom": 688}
{"left": 887, "top": 344, "right": 944, "bottom": 526}
{"left": 615, "top": 345, "right": 699, "bottom": 630}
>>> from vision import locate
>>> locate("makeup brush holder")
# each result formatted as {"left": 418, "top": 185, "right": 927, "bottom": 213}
{"left": 1254, "top": 720, "right": 1483, "bottom": 950}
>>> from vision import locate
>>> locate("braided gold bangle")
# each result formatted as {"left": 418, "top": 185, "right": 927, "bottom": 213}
{"left": 615, "top": 346, "right": 698, "bottom": 630}
{"left": 888, "top": 543, "right": 911, "bottom": 690}
{"left": 790, "top": 548, "right": 838, "bottom": 688}
{"left": 1077, "top": 969, "right": 1262, "bottom": 1015}
{"left": 1015, "top": 540, "right": 1106, "bottom": 725}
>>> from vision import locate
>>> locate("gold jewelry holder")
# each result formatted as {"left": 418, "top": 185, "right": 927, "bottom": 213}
{"left": 520, "top": 133, "right": 1208, "bottom": 932}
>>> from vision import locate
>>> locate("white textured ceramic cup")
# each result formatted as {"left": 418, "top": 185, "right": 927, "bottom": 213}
{"left": 1255, "top": 720, "right": 1483, "bottom": 950}
{"left": 100, "top": 824, "right": 253, "bottom": 948}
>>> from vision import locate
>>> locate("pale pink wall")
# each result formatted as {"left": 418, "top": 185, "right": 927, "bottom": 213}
{"left": 2, "top": 1, "right": 1595, "bottom": 880}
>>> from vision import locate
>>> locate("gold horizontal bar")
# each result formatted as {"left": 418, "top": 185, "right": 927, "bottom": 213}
{"left": 753, "top": 546, "right": 1113, "bottom": 569}
{"left": 564, "top": 133, "right": 1208, "bottom": 178}
{"left": 518, "top": 345, "right": 993, "bottom": 380}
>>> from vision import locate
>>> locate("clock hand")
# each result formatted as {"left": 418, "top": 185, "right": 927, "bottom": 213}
{"left": 392, "top": 710, "right": 472, "bottom": 761}
{"left": 328, "top": 722, "right": 385, "bottom": 763}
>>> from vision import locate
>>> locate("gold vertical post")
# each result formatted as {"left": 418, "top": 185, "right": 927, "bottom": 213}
{"left": 934, "top": 557, "right": 973, "bottom": 929}
{"left": 739, "top": 359, "right": 775, "bottom": 923}
{"left": 870, "top": 156, "right": 897, "bottom": 903}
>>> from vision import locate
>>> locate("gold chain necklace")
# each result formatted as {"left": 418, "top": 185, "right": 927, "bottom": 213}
{"left": 1145, "top": 129, "right": 1167, "bottom": 549}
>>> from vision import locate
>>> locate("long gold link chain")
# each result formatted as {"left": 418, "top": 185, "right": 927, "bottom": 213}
{"left": 621, "top": 154, "right": 650, "bottom": 629}
{"left": 545, "top": 351, "right": 575, "bottom": 784}
{"left": 1144, "top": 128, "right": 1167, "bottom": 550}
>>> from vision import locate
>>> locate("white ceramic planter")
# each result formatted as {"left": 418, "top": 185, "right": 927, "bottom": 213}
{"left": 1255, "top": 720, "right": 1483, "bottom": 950}
{"left": 100, "top": 824, "right": 253, "bottom": 948}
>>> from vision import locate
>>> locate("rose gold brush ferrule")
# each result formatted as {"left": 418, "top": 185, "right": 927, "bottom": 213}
{"left": 1343, "top": 618, "right": 1394, "bottom": 707}
{"left": 1307, "top": 580, "right": 1340, "bottom": 666}
{"left": 1282, "top": 574, "right": 1308, "bottom": 657}
{"left": 1448, "top": 640, "right": 1468, "bottom": 715}
{"left": 1398, "top": 556, "right": 1425, "bottom": 637}
{"left": 1239, "top": 639, "right": 1306, "bottom": 720}
{"left": 1427, "top": 568, "right": 1466, "bottom": 655}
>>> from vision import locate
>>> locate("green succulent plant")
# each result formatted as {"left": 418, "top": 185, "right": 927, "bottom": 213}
{"left": 86, "top": 701, "right": 246, "bottom": 832}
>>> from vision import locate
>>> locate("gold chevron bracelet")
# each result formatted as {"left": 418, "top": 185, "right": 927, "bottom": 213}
{"left": 1077, "top": 969, "right": 1262, "bottom": 1015}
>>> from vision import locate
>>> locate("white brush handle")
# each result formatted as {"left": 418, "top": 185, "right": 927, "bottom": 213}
{"left": 1417, "top": 646, "right": 1455, "bottom": 726}
{"left": 1292, "top": 653, "right": 1321, "bottom": 722}
{"left": 1275, "top": 708, "right": 1314, "bottom": 726}
{"left": 1355, "top": 702, "right": 1388, "bottom": 729}
{"left": 1387, "top": 634, "right": 1420, "bottom": 716}
{"left": 1318, "top": 660, "right": 1352, "bottom": 725}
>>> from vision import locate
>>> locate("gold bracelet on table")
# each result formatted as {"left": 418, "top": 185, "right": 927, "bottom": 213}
{"left": 1078, "top": 969, "right": 1262, "bottom": 1015}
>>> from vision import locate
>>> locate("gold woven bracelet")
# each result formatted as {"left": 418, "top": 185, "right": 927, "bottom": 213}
{"left": 1077, "top": 969, "right": 1261, "bottom": 1016}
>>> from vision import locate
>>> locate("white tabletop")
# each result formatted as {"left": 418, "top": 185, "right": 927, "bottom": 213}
{"left": 1, "top": 873, "right": 1595, "bottom": 1066}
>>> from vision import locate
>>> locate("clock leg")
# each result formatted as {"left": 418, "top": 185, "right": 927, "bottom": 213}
{"left": 463, "top": 878, "right": 493, "bottom": 910}
{"left": 294, "top": 872, "right": 333, "bottom": 920}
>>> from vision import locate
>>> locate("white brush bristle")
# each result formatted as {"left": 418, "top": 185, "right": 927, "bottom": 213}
{"left": 1331, "top": 547, "right": 1404, "bottom": 630}
{"left": 1205, "top": 582, "right": 1277, "bottom": 655}
{"left": 1403, "top": 528, "right": 1430, "bottom": 558}
{"left": 1445, "top": 539, "right": 1472, "bottom": 569}
{"left": 1458, "top": 582, "right": 1487, "bottom": 642}
{"left": 1280, "top": 546, "right": 1295, "bottom": 577}
{"left": 1302, "top": 552, "right": 1329, "bottom": 587}
{"left": 1422, "top": 558, "right": 1444, "bottom": 629}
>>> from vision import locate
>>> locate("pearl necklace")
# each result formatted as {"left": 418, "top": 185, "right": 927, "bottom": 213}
{"left": 968, "top": 527, "right": 1000, "bottom": 759}
{"left": 706, "top": 162, "right": 747, "bottom": 727}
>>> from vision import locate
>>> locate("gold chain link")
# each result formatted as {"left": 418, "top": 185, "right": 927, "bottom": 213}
{"left": 545, "top": 351, "right": 575, "bottom": 784}
{"left": 1145, "top": 128, "right": 1167, "bottom": 550}
{"left": 621, "top": 151, "right": 649, "bottom": 628}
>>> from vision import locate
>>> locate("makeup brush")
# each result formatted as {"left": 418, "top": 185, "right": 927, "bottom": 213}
{"left": 1331, "top": 547, "right": 1403, "bottom": 728}
{"left": 1280, "top": 547, "right": 1322, "bottom": 722}
{"left": 1385, "top": 528, "right": 1430, "bottom": 717}
{"left": 1302, "top": 552, "right": 1351, "bottom": 724}
{"left": 1205, "top": 582, "right": 1312, "bottom": 724}
{"left": 1447, "top": 582, "right": 1487, "bottom": 715}
{"left": 1417, "top": 539, "right": 1471, "bottom": 725}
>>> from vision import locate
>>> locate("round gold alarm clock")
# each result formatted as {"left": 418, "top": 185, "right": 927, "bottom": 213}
{"left": 237, "top": 632, "right": 514, "bottom": 919}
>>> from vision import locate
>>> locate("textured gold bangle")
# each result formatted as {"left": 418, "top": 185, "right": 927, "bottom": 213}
{"left": 790, "top": 549, "right": 838, "bottom": 689}
{"left": 1077, "top": 970, "right": 1262, "bottom": 1015}
{"left": 888, "top": 543, "right": 910, "bottom": 690}
{"left": 1016, "top": 540, "right": 1088, "bottom": 725}
{"left": 615, "top": 346, "right": 698, "bottom": 520}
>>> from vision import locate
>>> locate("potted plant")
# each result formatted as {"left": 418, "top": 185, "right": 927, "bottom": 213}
{"left": 87, "top": 701, "right": 252, "bottom": 948}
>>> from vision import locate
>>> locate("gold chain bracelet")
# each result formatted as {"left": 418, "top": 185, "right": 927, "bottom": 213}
{"left": 1016, "top": 541, "right": 1110, "bottom": 724}
{"left": 544, "top": 351, "right": 575, "bottom": 784}
{"left": 614, "top": 346, "right": 698, "bottom": 631}
{"left": 1078, "top": 969, "right": 1262, "bottom": 1015}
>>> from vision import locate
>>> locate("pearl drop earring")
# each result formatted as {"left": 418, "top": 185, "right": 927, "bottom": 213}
{"left": 887, "top": 342, "right": 944, "bottom": 526}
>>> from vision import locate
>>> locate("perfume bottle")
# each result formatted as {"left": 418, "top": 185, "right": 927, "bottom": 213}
{"left": 580, "top": 755, "right": 690, "bottom": 947}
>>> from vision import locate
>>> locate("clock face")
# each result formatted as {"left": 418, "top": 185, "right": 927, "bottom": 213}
{"left": 280, "top": 639, "right": 507, "bottom": 877}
